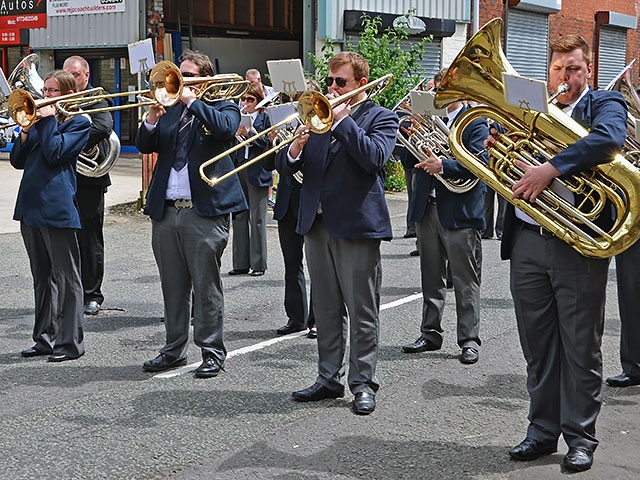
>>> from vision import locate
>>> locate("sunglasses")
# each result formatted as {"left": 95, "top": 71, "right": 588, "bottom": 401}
{"left": 324, "top": 76, "right": 349, "bottom": 88}
{"left": 181, "top": 72, "right": 198, "bottom": 78}
{"left": 241, "top": 97, "right": 256, "bottom": 103}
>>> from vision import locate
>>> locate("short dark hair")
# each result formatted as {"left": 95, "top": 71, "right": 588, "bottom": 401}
{"left": 179, "top": 49, "right": 215, "bottom": 76}
{"left": 549, "top": 35, "right": 591, "bottom": 65}
{"left": 433, "top": 67, "right": 448, "bottom": 86}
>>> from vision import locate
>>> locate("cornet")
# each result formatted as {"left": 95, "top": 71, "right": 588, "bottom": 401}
{"left": 198, "top": 73, "right": 394, "bottom": 187}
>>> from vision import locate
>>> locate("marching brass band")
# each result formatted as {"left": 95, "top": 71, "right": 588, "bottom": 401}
{"left": 4, "top": 16, "right": 640, "bottom": 473}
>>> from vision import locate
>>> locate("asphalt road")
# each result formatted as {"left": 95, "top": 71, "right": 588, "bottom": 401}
{"left": 0, "top": 158, "right": 638, "bottom": 479}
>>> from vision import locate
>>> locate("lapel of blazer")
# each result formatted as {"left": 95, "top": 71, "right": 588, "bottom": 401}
{"left": 326, "top": 101, "right": 372, "bottom": 162}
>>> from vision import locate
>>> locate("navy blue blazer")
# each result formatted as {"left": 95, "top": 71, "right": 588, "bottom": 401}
{"left": 263, "top": 151, "right": 300, "bottom": 222}
{"left": 233, "top": 111, "right": 273, "bottom": 188}
{"left": 136, "top": 99, "right": 248, "bottom": 221}
{"left": 11, "top": 115, "right": 90, "bottom": 229}
{"left": 275, "top": 100, "right": 398, "bottom": 239}
{"left": 409, "top": 105, "right": 489, "bottom": 230}
{"left": 500, "top": 88, "right": 628, "bottom": 259}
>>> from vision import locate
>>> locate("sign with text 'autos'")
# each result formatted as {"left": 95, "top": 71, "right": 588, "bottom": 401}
{"left": 47, "top": 0, "right": 125, "bottom": 16}
{"left": 0, "top": 0, "right": 47, "bottom": 29}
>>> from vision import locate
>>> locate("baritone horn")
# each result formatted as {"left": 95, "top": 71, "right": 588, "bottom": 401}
{"left": 198, "top": 73, "right": 394, "bottom": 187}
{"left": 434, "top": 17, "right": 640, "bottom": 258}
{"left": 393, "top": 81, "right": 479, "bottom": 193}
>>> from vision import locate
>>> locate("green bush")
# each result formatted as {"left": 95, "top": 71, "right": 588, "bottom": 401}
{"left": 309, "top": 10, "right": 428, "bottom": 192}
{"left": 384, "top": 158, "right": 406, "bottom": 192}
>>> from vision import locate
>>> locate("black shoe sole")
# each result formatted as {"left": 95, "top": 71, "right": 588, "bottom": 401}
{"left": 194, "top": 369, "right": 221, "bottom": 378}
{"left": 143, "top": 358, "right": 187, "bottom": 372}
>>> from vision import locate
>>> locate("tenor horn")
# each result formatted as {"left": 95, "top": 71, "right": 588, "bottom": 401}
{"left": 435, "top": 18, "right": 640, "bottom": 258}
{"left": 198, "top": 73, "right": 393, "bottom": 187}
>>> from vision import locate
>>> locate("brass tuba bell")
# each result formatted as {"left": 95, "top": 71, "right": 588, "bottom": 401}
{"left": 434, "top": 18, "right": 640, "bottom": 259}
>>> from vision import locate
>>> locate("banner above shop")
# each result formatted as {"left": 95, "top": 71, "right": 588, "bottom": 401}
{"left": 47, "top": 0, "right": 126, "bottom": 16}
{"left": 0, "top": 0, "right": 47, "bottom": 29}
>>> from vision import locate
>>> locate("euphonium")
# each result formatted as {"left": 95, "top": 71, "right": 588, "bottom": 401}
{"left": 434, "top": 18, "right": 640, "bottom": 258}
{"left": 606, "top": 64, "right": 640, "bottom": 167}
{"left": 77, "top": 131, "right": 121, "bottom": 178}
{"left": 394, "top": 98, "right": 479, "bottom": 193}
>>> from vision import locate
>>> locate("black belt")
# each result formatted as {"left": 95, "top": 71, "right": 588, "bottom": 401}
{"left": 519, "top": 220, "right": 553, "bottom": 236}
{"left": 165, "top": 199, "right": 193, "bottom": 209}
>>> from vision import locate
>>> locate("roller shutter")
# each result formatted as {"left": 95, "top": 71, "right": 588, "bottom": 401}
{"left": 598, "top": 26, "right": 627, "bottom": 88}
{"left": 505, "top": 9, "right": 549, "bottom": 81}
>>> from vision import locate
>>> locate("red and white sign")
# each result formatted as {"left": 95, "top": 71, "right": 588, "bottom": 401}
{"left": 0, "top": 28, "right": 21, "bottom": 45}
{"left": 48, "top": 0, "right": 126, "bottom": 17}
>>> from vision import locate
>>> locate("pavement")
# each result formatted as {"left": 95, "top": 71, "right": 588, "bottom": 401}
{"left": 0, "top": 151, "right": 143, "bottom": 234}
{"left": 0, "top": 151, "right": 639, "bottom": 479}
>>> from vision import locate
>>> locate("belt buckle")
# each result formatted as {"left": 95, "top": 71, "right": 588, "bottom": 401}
{"left": 174, "top": 199, "right": 193, "bottom": 209}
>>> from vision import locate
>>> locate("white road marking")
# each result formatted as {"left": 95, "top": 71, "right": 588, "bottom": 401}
{"left": 153, "top": 292, "right": 422, "bottom": 379}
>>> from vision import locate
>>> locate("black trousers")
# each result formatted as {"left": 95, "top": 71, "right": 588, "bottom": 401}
{"left": 76, "top": 183, "right": 106, "bottom": 305}
{"left": 277, "top": 207, "right": 314, "bottom": 328}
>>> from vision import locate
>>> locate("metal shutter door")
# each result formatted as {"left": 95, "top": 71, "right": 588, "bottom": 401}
{"left": 598, "top": 26, "right": 627, "bottom": 88}
{"left": 505, "top": 9, "right": 549, "bottom": 81}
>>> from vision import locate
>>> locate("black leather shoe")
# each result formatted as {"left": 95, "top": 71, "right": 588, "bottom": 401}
{"left": 562, "top": 447, "right": 593, "bottom": 472}
{"left": 21, "top": 346, "right": 51, "bottom": 357}
{"left": 292, "top": 382, "right": 344, "bottom": 402}
{"left": 409, "top": 249, "right": 419, "bottom": 257}
{"left": 84, "top": 300, "right": 100, "bottom": 315}
{"left": 460, "top": 346, "right": 479, "bottom": 364}
{"left": 143, "top": 353, "right": 187, "bottom": 372}
{"left": 276, "top": 322, "right": 305, "bottom": 335}
{"left": 249, "top": 270, "right": 265, "bottom": 277}
{"left": 402, "top": 336, "right": 441, "bottom": 353}
{"left": 194, "top": 354, "right": 224, "bottom": 378}
{"left": 403, "top": 231, "right": 417, "bottom": 238}
{"left": 228, "top": 269, "right": 249, "bottom": 275}
{"left": 509, "top": 437, "right": 557, "bottom": 461}
{"left": 307, "top": 327, "right": 318, "bottom": 339}
{"left": 606, "top": 372, "right": 640, "bottom": 387}
{"left": 352, "top": 392, "right": 375, "bottom": 415}
{"left": 48, "top": 352, "right": 83, "bottom": 362}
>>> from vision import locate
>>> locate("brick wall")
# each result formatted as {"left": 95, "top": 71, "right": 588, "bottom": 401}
{"left": 474, "top": 0, "right": 640, "bottom": 85}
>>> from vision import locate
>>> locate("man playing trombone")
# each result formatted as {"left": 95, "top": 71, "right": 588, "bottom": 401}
{"left": 276, "top": 51, "right": 398, "bottom": 415}
{"left": 136, "top": 50, "right": 247, "bottom": 378}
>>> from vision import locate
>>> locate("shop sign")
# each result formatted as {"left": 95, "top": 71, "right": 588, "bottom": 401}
{"left": 48, "top": 0, "right": 126, "bottom": 16}
{"left": 0, "top": 0, "right": 47, "bottom": 29}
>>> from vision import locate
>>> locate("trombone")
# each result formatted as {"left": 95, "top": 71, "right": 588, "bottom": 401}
{"left": 198, "top": 73, "right": 394, "bottom": 186}
{"left": 55, "top": 61, "right": 250, "bottom": 116}
{"left": 7, "top": 87, "right": 104, "bottom": 128}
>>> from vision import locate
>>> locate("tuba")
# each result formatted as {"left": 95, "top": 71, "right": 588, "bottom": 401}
{"left": 77, "top": 131, "right": 121, "bottom": 177}
{"left": 435, "top": 18, "right": 640, "bottom": 258}
{"left": 393, "top": 87, "right": 479, "bottom": 193}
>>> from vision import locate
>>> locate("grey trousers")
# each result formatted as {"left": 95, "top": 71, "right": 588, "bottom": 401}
{"left": 304, "top": 216, "right": 382, "bottom": 395}
{"left": 152, "top": 207, "right": 230, "bottom": 362}
{"left": 615, "top": 239, "right": 640, "bottom": 377}
{"left": 416, "top": 204, "right": 482, "bottom": 349}
{"left": 510, "top": 226, "right": 608, "bottom": 452}
{"left": 21, "top": 224, "right": 85, "bottom": 358}
{"left": 232, "top": 169, "right": 268, "bottom": 272}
